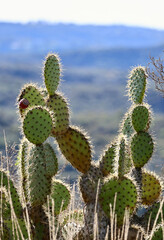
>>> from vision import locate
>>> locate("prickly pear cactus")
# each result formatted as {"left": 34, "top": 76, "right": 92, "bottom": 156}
{"left": 56, "top": 126, "right": 92, "bottom": 173}
{"left": 130, "top": 131, "right": 154, "bottom": 168}
{"left": 46, "top": 93, "right": 69, "bottom": 135}
{"left": 99, "top": 141, "right": 117, "bottom": 176}
{"left": 75, "top": 66, "right": 163, "bottom": 239}
{"left": 0, "top": 170, "right": 23, "bottom": 218}
{"left": 150, "top": 225, "right": 164, "bottom": 240}
{"left": 44, "top": 54, "right": 61, "bottom": 96}
{"left": 23, "top": 106, "right": 53, "bottom": 145}
{"left": 13, "top": 53, "right": 73, "bottom": 239}
{"left": 99, "top": 176, "right": 138, "bottom": 226}
{"left": 128, "top": 66, "right": 147, "bottom": 104}
{"left": 45, "top": 180, "right": 71, "bottom": 216}
{"left": 141, "top": 171, "right": 162, "bottom": 205}
{"left": 18, "top": 84, "right": 45, "bottom": 116}
{"left": 2, "top": 53, "right": 163, "bottom": 239}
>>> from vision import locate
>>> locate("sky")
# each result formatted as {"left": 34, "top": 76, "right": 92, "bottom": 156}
{"left": 1, "top": 0, "right": 164, "bottom": 29}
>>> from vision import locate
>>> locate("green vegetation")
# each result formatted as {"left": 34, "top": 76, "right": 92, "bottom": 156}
{"left": 0, "top": 60, "right": 163, "bottom": 177}
{"left": 0, "top": 54, "right": 163, "bottom": 239}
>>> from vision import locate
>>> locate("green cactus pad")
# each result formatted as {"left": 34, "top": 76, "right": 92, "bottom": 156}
{"left": 132, "top": 105, "right": 150, "bottom": 132}
{"left": 46, "top": 93, "right": 69, "bottom": 135}
{"left": 130, "top": 132, "right": 154, "bottom": 168}
{"left": 99, "top": 176, "right": 137, "bottom": 226}
{"left": 128, "top": 66, "right": 147, "bottom": 104}
{"left": 141, "top": 172, "right": 162, "bottom": 205}
{"left": 117, "top": 136, "right": 132, "bottom": 178}
{"left": 0, "top": 187, "right": 11, "bottom": 219}
{"left": 18, "top": 138, "right": 29, "bottom": 203}
{"left": 143, "top": 201, "right": 164, "bottom": 230}
{"left": 121, "top": 113, "right": 134, "bottom": 138}
{"left": 27, "top": 144, "right": 52, "bottom": 206}
{"left": 151, "top": 225, "right": 163, "bottom": 240}
{"left": 99, "top": 142, "right": 117, "bottom": 176}
{"left": 0, "top": 222, "right": 11, "bottom": 240}
{"left": 56, "top": 126, "right": 92, "bottom": 173}
{"left": 43, "top": 143, "right": 58, "bottom": 177}
{"left": 23, "top": 106, "right": 53, "bottom": 144}
{"left": 0, "top": 170, "right": 22, "bottom": 218}
{"left": 47, "top": 180, "right": 71, "bottom": 215}
{"left": 44, "top": 54, "right": 61, "bottom": 95}
{"left": 18, "top": 84, "right": 45, "bottom": 116}
{"left": 4, "top": 219, "right": 28, "bottom": 240}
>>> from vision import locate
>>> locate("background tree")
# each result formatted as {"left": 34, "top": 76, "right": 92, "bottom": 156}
{"left": 147, "top": 54, "right": 164, "bottom": 97}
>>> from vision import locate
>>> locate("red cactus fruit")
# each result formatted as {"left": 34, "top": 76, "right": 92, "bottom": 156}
{"left": 19, "top": 98, "right": 29, "bottom": 109}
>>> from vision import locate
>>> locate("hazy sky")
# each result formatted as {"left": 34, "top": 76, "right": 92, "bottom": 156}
{"left": 1, "top": 0, "right": 164, "bottom": 29}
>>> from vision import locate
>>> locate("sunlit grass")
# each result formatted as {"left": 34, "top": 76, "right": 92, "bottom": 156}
{"left": 0, "top": 135, "right": 163, "bottom": 240}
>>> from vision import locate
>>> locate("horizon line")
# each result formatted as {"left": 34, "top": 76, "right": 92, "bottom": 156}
{"left": 0, "top": 20, "right": 164, "bottom": 31}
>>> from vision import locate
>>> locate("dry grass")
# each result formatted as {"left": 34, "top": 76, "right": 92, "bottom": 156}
{"left": 0, "top": 134, "right": 163, "bottom": 240}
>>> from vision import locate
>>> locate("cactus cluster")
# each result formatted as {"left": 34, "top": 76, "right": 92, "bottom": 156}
{"left": 74, "top": 66, "right": 164, "bottom": 239}
{"left": 0, "top": 54, "right": 73, "bottom": 240}
{"left": 0, "top": 54, "right": 163, "bottom": 240}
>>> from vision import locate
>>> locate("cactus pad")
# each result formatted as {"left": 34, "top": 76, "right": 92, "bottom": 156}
{"left": 46, "top": 93, "right": 69, "bottom": 135}
{"left": 130, "top": 132, "right": 154, "bottom": 168}
{"left": 99, "top": 176, "right": 137, "bottom": 226}
{"left": 99, "top": 142, "right": 117, "bottom": 176}
{"left": 27, "top": 144, "right": 52, "bottom": 206}
{"left": 18, "top": 138, "right": 29, "bottom": 203}
{"left": 43, "top": 143, "right": 58, "bottom": 177}
{"left": 151, "top": 225, "right": 163, "bottom": 240}
{"left": 141, "top": 172, "right": 162, "bottom": 205}
{"left": 0, "top": 170, "right": 22, "bottom": 218}
{"left": 4, "top": 219, "right": 28, "bottom": 240}
{"left": 48, "top": 180, "right": 70, "bottom": 215}
{"left": 0, "top": 187, "right": 11, "bottom": 219}
{"left": 0, "top": 222, "right": 11, "bottom": 240}
{"left": 18, "top": 84, "right": 45, "bottom": 116}
{"left": 121, "top": 113, "right": 134, "bottom": 138}
{"left": 132, "top": 105, "right": 150, "bottom": 132}
{"left": 23, "top": 106, "right": 53, "bottom": 144}
{"left": 44, "top": 54, "right": 60, "bottom": 95}
{"left": 56, "top": 126, "right": 92, "bottom": 173}
{"left": 128, "top": 66, "right": 147, "bottom": 104}
{"left": 143, "top": 201, "right": 164, "bottom": 230}
{"left": 117, "top": 136, "right": 132, "bottom": 178}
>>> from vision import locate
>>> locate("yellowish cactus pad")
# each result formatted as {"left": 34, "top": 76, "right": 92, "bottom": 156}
{"left": 46, "top": 93, "right": 69, "bottom": 136}
{"left": 141, "top": 171, "right": 162, "bottom": 205}
{"left": 56, "top": 126, "right": 92, "bottom": 173}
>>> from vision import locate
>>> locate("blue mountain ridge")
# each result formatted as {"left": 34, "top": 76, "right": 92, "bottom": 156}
{"left": 0, "top": 22, "right": 164, "bottom": 53}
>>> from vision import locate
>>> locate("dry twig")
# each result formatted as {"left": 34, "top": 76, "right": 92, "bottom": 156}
{"left": 147, "top": 55, "right": 164, "bottom": 96}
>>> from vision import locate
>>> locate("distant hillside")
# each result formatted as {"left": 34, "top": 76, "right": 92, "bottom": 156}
{"left": 0, "top": 22, "right": 164, "bottom": 53}
{"left": 60, "top": 45, "right": 164, "bottom": 69}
